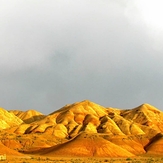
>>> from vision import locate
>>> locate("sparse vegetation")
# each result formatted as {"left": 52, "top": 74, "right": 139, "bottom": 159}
{"left": 5, "top": 156, "right": 163, "bottom": 163}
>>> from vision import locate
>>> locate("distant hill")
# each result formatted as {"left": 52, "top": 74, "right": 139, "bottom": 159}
{"left": 9, "top": 109, "right": 45, "bottom": 123}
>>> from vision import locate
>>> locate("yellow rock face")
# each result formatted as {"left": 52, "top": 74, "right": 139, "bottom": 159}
{"left": 0, "top": 140, "right": 22, "bottom": 155}
{"left": 0, "top": 108, "right": 23, "bottom": 129}
{"left": 145, "top": 133, "right": 163, "bottom": 155}
{"left": 1, "top": 100, "right": 163, "bottom": 157}
{"left": 18, "top": 103, "right": 163, "bottom": 137}
{"left": 42, "top": 133, "right": 135, "bottom": 157}
{"left": 10, "top": 109, "right": 45, "bottom": 123}
{"left": 121, "top": 104, "right": 163, "bottom": 132}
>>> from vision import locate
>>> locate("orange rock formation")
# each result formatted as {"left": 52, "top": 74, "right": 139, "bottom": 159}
{"left": 0, "top": 100, "right": 163, "bottom": 157}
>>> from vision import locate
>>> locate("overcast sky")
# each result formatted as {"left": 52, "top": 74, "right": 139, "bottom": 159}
{"left": 0, "top": 0, "right": 163, "bottom": 114}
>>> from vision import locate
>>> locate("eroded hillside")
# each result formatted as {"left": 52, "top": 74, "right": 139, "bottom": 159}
{"left": 1, "top": 100, "right": 163, "bottom": 157}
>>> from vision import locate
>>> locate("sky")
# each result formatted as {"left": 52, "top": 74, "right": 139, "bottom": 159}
{"left": 0, "top": 0, "right": 163, "bottom": 114}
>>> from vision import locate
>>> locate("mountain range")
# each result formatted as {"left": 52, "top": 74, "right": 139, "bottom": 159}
{"left": 1, "top": 100, "right": 163, "bottom": 157}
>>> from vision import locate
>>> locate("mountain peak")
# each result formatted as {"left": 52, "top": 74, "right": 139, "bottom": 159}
{"left": 1, "top": 101, "right": 163, "bottom": 158}
{"left": 10, "top": 109, "right": 45, "bottom": 123}
{"left": 137, "top": 103, "right": 161, "bottom": 113}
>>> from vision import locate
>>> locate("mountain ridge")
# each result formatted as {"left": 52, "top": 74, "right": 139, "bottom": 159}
{"left": 0, "top": 100, "right": 163, "bottom": 157}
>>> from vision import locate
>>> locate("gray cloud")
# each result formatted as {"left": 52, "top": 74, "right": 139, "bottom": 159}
{"left": 0, "top": 0, "right": 163, "bottom": 114}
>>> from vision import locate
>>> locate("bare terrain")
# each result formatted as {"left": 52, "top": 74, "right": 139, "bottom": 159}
{"left": 0, "top": 100, "right": 163, "bottom": 162}
{"left": 4, "top": 155, "right": 163, "bottom": 163}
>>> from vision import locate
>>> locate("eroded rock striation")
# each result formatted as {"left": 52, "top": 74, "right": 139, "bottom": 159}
{"left": 0, "top": 100, "right": 163, "bottom": 157}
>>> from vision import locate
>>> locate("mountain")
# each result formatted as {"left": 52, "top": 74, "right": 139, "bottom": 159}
{"left": 0, "top": 107, "right": 22, "bottom": 129}
{"left": 41, "top": 132, "right": 135, "bottom": 157}
{"left": 16, "top": 101, "right": 162, "bottom": 139}
{"left": 9, "top": 109, "right": 45, "bottom": 123}
{"left": 0, "top": 141, "right": 22, "bottom": 155}
{"left": 0, "top": 100, "right": 163, "bottom": 157}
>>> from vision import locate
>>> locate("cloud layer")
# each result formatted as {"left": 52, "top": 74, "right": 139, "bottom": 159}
{"left": 0, "top": 0, "right": 163, "bottom": 113}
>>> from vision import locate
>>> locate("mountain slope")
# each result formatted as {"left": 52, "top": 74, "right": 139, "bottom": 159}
{"left": 10, "top": 110, "right": 45, "bottom": 123}
{"left": 0, "top": 141, "right": 22, "bottom": 155}
{"left": 0, "top": 100, "right": 163, "bottom": 157}
{"left": 20, "top": 101, "right": 162, "bottom": 139}
{"left": 41, "top": 133, "right": 135, "bottom": 157}
{"left": 0, "top": 108, "right": 23, "bottom": 129}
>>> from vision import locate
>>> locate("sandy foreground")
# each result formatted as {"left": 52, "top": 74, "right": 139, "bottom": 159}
{"left": 3, "top": 155, "right": 163, "bottom": 163}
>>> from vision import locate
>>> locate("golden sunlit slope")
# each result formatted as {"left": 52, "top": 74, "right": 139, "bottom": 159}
{"left": 105, "top": 135, "right": 146, "bottom": 155}
{"left": 10, "top": 110, "right": 45, "bottom": 123}
{"left": 145, "top": 133, "right": 163, "bottom": 155}
{"left": 41, "top": 132, "right": 134, "bottom": 157}
{"left": 121, "top": 103, "right": 163, "bottom": 137}
{"left": 13, "top": 100, "right": 163, "bottom": 139}
{"left": 0, "top": 108, "right": 23, "bottom": 129}
{"left": 121, "top": 103, "right": 163, "bottom": 126}
{"left": 20, "top": 100, "right": 108, "bottom": 137}
{"left": 1, "top": 100, "right": 163, "bottom": 157}
{"left": 0, "top": 141, "right": 22, "bottom": 155}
